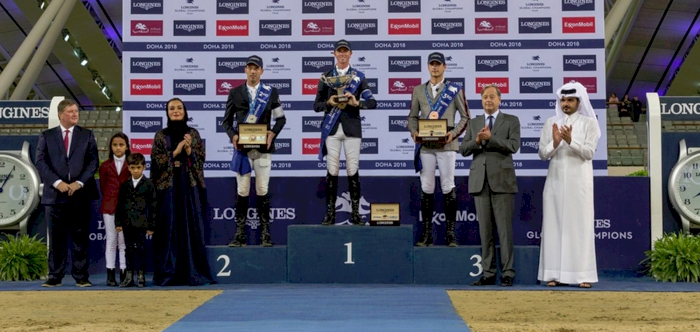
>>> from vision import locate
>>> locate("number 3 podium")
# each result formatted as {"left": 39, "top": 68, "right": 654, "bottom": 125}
{"left": 206, "top": 225, "right": 540, "bottom": 284}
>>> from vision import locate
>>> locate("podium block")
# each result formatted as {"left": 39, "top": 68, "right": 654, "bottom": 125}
{"left": 207, "top": 246, "right": 287, "bottom": 284}
{"left": 287, "top": 225, "right": 413, "bottom": 283}
{"left": 414, "top": 246, "right": 540, "bottom": 284}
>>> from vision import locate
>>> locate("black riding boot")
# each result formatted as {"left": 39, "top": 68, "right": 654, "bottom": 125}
{"left": 258, "top": 194, "right": 273, "bottom": 247}
{"left": 349, "top": 173, "right": 364, "bottom": 225}
{"left": 137, "top": 270, "right": 146, "bottom": 288}
{"left": 229, "top": 195, "right": 248, "bottom": 247}
{"left": 322, "top": 173, "right": 338, "bottom": 225}
{"left": 106, "top": 268, "right": 117, "bottom": 287}
{"left": 444, "top": 188, "right": 458, "bottom": 247}
{"left": 119, "top": 270, "right": 134, "bottom": 287}
{"left": 415, "top": 192, "right": 434, "bottom": 247}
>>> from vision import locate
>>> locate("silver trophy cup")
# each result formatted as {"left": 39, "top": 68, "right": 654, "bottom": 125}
{"left": 320, "top": 74, "right": 356, "bottom": 109}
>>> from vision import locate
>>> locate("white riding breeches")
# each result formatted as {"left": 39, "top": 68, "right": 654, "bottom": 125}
{"left": 237, "top": 151, "right": 272, "bottom": 197}
{"left": 325, "top": 124, "right": 361, "bottom": 176}
{"left": 419, "top": 149, "right": 456, "bottom": 194}
{"left": 103, "top": 213, "right": 126, "bottom": 270}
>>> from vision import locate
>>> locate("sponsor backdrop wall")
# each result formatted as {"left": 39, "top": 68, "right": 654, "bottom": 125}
{"left": 122, "top": 0, "right": 607, "bottom": 177}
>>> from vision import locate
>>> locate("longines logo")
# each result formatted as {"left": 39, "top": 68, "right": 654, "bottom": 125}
{"left": 273, "top": 138, "right": 292, "bottom": 154}
{"left": 660, "top": 103, "right": 700, "bottom": 115}
{"left": 130, "top": 57, "right": 163, "bottom": 74}
{"left": 132, "top": 0, "right": 163, "bottom": 14}
{"left": 173, "top": 79, "right": 206, "bottom": 95}
{"left": 522, "top": 115, "right": 545, "bottom": 132}
{"left": 432, "top": 0, "right": 464, "bottom": 13}
{"left": 388, "top": 115, "right": 408, "bottom": 132}
{"left": 475, "top": 0, "right": 507, "bottom": 12}
{"left": 391, "top": 138, "right": 414, "bottom": 155}
{"left": 520, "top": 138, "right": 540, "bottom": 154}
{"left": 388, "top": 56, "right": 421, "bottom": 72}
{"left": 176, "top": 0, "right": 205, "bottom": 14}
{"left": 212, "top": 206, "right": 296, "bottom": 221}
{"left": 260, "top": 0, "right": 291, "bottom": 14}
{"left": 303, "top": 0, "right": 335, "bottom": 13}
{"left": 361, "top": 115, "right": 377, "bottom": 131}
{"left": 475, "top": 55, "right": 508, "bottom": 72}
{"left": 173, "top": 20, "right": 206, "bottom": 36}
{"left": 345, "top": 19, "right": 378, "bottom": 35}
{"left": 366, "top": 78, "right": 378, "bottom": 94}
{"left": 302, "top": 116, "right": 324, "bottom": 132}
{"left": 519, "top": 18, "right": 552, "bottom": 33}
{"left": 361, "top": 138, "right": 379, "bottom": 154}
{"left": 563, "top": 55, "right": 596, "bottom": 71}
{"left": 216, "top": 116, "right": 226, "bottom": 133}
{"left": 262, "top": 79, "right": 292, "bottom": 95}
{"left": 445, "top": 77, "right": 465, "bottom": 89}
{"left": 176, "top": 57, "right": 204, "bottom": 74}
{"left": 130, "top": 117, "right": 163, "bottom": 133}
{"left": 519, "top": 77, "right": 553, "bottom": 94}
{"left": 562, "top": 0, "right": 594, "bottom": 11}
{"left": 432, "top": 18, "right": 465, "bottom": 34}
{"left": 259, "top": 20, "right": 292, "bottom": 36}
{"left": 216, "top": 57, "right": 247, "bottom": 74}
{"left": 345, "top": 0, "right": 378, "bottom": 14}
{"left": 301, "top": 57, "right": 334, "bottom": 73}
{"left": 265, "top": 57, "right": 290, "bottom": 74}
{"left": 520, "top": 55, "right": 552, "bottom": 72}
{"left": 388, "top": 0, "right": 421, "bottom": 13}
{"left": 217, "top": 0, "right": 248, "bottom": 14}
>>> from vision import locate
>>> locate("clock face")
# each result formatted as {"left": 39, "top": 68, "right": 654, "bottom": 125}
{"left": 670, "top": 155, "right": 700, "bottom": 224}
{"left": 0, "top": 155, "right": 39, "bottom": 227}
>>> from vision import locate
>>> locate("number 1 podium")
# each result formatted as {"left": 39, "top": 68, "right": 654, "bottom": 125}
{"left": 287, "top": 225, "right": 414, "bottom": 283}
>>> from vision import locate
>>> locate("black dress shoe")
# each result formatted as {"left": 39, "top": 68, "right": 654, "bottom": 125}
{"left": 501, "top": 276, "right": 514, "bottom": 287}
{"left": 471, "top": 276, "right": 496, "bottom": 286}
{"left": 42, "top": 279, "right": 62, "bottom": 287}
{"left": 76, "top": 279, "right": 93, "bottom": 287}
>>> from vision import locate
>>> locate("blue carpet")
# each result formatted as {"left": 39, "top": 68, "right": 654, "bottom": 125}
{"left": 165, "top": 285, "right": 470, "bottom": 332}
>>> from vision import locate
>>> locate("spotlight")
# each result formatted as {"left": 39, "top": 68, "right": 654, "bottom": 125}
{"left": 40, "top": 1, "right": 45, "bottom": 10}
{"left": 62, "top": 29, "right": 70, "bottom": 42}
{"left": 80, "top": 56, "right": 88, "bottom": 66}
{"left": 116, "top": 106, "right": 122, "bottom": 112}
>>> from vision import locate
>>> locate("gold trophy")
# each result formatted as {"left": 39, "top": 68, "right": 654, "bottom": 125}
{"left": 320, "top": 73, "right": 356, "bottom": 109}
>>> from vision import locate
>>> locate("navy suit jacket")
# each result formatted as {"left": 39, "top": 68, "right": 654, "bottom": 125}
{"left": 35, "top": 125, "right": 100, "bottom": 204}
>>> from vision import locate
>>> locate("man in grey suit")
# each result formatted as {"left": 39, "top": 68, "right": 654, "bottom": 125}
{"left": 459, "top": 84, "right": 520, "bottom": 286}
{"left": 408, "top": 52, "right": 469, "bottom": 247}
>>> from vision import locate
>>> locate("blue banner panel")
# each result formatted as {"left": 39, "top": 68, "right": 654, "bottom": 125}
{"left": 0, "top": 101, "right": 50, "bottom": 125}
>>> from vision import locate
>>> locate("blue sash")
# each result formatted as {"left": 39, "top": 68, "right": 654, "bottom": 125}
{"left": 318, "top": 68, "right": 368, "bottom": 161}
{"left": 230, "top": 84, "right": 273, "bottom": 175}
{"left": 414, "top": 81, "right": 461, "bottom": 172}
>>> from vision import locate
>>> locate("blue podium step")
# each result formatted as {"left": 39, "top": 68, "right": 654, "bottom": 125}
{"left": 207, "top": 246, "right": 287, "bottom": 284}
{"left": 414, "top": 246, "right": 540, "bottom": 284}
{"left": 287, "top": 225, "right": 414, "bottom": 283}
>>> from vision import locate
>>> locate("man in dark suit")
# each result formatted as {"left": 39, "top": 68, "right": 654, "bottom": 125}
{"left": 459, "top": 84, "right": 520, "bottom": 287}
{"left": 222, "top": 55, "right": 286, "bottom": 247}
{"left": 115, "top": 153, "right": 157, "bottom": 288}
{"left": 314, "top": 39, "right": 377, "bottom": 226}
{"left": 35, "top": 99, "right": 99, "bottom": 287}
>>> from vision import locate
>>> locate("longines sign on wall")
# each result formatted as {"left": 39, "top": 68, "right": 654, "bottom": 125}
{"left": 0, "top": 97, "right": 64, "bottom": 126}
{"left": 122, "top": 0, "right": 607, "bottom": 177}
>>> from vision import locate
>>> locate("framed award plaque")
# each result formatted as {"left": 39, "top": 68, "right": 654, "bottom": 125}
{"left": 369, "top": 203, "right": 400, "bottom": 226}
{"left": 238, "top": 124, "right": 268, "bottom": 149}
{"left": 416, "top": 119, "right": 447, "bottom": 143}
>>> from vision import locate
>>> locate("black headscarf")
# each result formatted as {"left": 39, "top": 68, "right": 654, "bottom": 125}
{"left": 164, "top": 97, "right": 190, "bottom": 148}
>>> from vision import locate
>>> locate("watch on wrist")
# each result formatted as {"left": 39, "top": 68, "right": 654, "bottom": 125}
{"left": 668, "top": 139, "right": 700, "bottom": 233}
{"left": 0, "top": 142, "right": 42, "bottom": 235}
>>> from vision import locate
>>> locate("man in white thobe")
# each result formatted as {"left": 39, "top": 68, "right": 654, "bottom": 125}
{"left": 537, "top": 82, "right": 600, "bottom": 288}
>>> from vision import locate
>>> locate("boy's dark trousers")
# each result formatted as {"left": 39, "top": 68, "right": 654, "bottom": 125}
{"left": 121, "top": 225, "right": 148, "bottom": 287}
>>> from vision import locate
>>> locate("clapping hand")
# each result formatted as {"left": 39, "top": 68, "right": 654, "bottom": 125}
{"left": 476, "top": 125, "right": 491, "bottom": 144}
{"left": 560, "top": 124, "right": 572, "bottom": 145}
{"left": 552, "top": 123, "right": 562, "bottom": 148}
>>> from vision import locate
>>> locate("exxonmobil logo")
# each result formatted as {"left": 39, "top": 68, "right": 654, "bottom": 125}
{"left": 130, "top": 79, "right": 163, "bottom": 95}
{"left": 475, "top": 77, "right": 509, "bottom": 94}
{"left": 388, "top": 18, "right": 421, "bottom": 34}
{"left": 562, "top": 17, "right": 595, "bottom": 33}
{"left": 302, "top": 138, "right": 321, "bottom": 154}
{"left": 216, "top": 20, "right": 249, "bottom": 36}
{"left": 131, "top": 139, "right": 153, "bottom": 155}
{"left": 302, "top": 79, "right": 319, "bottom": 95}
